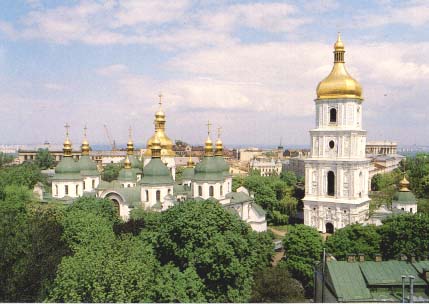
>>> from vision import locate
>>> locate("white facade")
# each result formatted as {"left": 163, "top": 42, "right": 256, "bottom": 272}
{"left": 250, "top": 157, "right": 282, "bottom": 176}
{"left": 141, "top": 184, "right": 174, "bottom": 209}
{"left": 303, "top": 99, "right": 371, "bottom": 233}
{"left": 52, "top": 180, "right": 83, "bottom": 198}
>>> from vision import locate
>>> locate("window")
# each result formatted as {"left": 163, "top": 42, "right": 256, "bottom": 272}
{"left": 156, "top": 190, "right": 161, "bottom": 202}
{"left": 65, "top": 185, "right": 69, "bottom": 195}
{"left": 76, "top": 185, "right": 79, "bottom": 195}
{"left": 209, "top": 186, "right": 214, "bottom": 197}
{"left": 329, "top": 140, "right": 335, "bottom": 149}
{"left": 410, "top": 208, "right": 413, "bottom": 213}
{"left": 83, "top": 181, "right": 86, "bottom": 190}
{"left": 127, "top": 184, "right": 131, "bottom": 188}
{"left": 327, "top": 171, "right": 335, "bottom": 196}
{"left": 55, "top": 185, "right": 58, "bottom": 196}
{"left": 220, "top": 185, "right": 223, "bottom": 196}
{"left": 92, "top": 180, "right": 95, "bottom": 188}
{"left": 145, "top": 190, "right": 149, "bottom": 201}
{"left": 330, "top": 108, "right": 337, "bottom": 123}
{"left": 168, "top": 189, "right": 171, "bottom": 194}
{"left": 198, "top": 186, "right": 202, "bottom": 196}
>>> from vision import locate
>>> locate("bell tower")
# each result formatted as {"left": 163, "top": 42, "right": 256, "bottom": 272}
{"left": 303, "top": 34, "right": 370, "bottom": 233}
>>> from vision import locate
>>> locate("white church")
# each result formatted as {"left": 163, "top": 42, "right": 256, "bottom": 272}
{"left": 50, "top": 103, "right": 267, "bottom": 232}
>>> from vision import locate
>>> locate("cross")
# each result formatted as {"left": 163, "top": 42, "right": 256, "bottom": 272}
{"left": 206, "top": 120, "right": 212, "bottom": 136}
{"left": 217, "top": 126, "right": 222, "bottom": 139}
{"left": 158, "top": 93, "right": 163, "bottom": 107}
{"left": 128, "top": 126, "right": 132, "bottom": 140}
{"left": 83, "top": 124, "right": 87, "bottom": 138}
{"left": 64, "top": 123, "right": 70, "bottom": 137}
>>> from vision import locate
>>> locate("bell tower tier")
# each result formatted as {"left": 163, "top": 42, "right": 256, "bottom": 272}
{"left": 303, "top": 34, "right": 370, "bottom": 233}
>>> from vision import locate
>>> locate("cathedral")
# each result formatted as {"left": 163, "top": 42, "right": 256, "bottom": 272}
{"left": 50, "top": 101, "right": 267, "bottom": 232}
{"left": 302, "top": 34, "right": 371, "bottom": 233}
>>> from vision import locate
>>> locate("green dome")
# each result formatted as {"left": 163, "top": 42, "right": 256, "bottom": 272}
{"left": 214, "top": 156, "right": 230, "bottom": 175}
{"left": 182, "top": 167, "right": 195, "bottom": 180}
{"left": 393, "top": 191, "right": 417, "bottom": 204}
{"left": 140, "top": 158, "right": 173, "bottom": 185}
{"left": 194, "top": 157, "right": 224, "bottom": 181}
{"left": 55, "top": 157, "right": 80, "bottom": 174}
{"left": 78, "top": 155, "right": 99, "bottom": 176}
{"left": 118, "top": 167, "right": 138, "bottom": 182}
{"left": 128, "top": 155, "right": 143, "bottom": 170}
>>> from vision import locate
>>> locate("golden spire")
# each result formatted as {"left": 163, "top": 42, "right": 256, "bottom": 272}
{"left": 204, "top": 120, "right": 214, "bottom": 157}
{"left": 151, "top": 134, "right": 162, "bottom": 158}
{"left": 316, "top": 33, "right": 362, "bottom": 100}
{"left": 399, "top": 175, "right": 411, "bottom": 192}
{"left": 187, "top": 151, "right": 195, "bottom": 167}
{"left": 124, "top": 155, "right": 132, "bottom": 169}
{"left": 155, "top": 93, "right": 166, "bottom": 124}
{"left": 81, "top": 125, "right": 90, "bottom": 155}
{"left": 63, "top": 123, "right": 72, "bottom": 157}
{"left": 215, "top": 126, "right": 223, "bottom": 156}
{"left": 127, "top": 126, "right": 134, "bottom": 155}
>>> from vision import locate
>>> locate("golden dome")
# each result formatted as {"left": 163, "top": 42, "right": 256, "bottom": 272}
{"left": 205, "top": 137, "right": 214, "bottom": 157}
{"left": 151, "top": 135, "right": 162, "bottom": 158}
{"left": 127, "top": 127, "right": 135, "bottom": 155}
{"left": 63, "top": 123, "right": 72, "bottom": 157}
{"left": 187, "top": 154, "right": 195, "bottom": 167}
{"left": 316, "top": 33, "right": 363, "bottom": 100}
{"left": 124, "top": 155, "right": 132, "bottom": 169}
{"left": 81, "top": 126, "right": 90, "bottom": 155}
{"left": 215, "top": 126, "right": 223, "bottom": 156}
{"left": 144, "top": 95, "right": 175, "bottom": 157}
{"left": 399, "top": 176, "right": 410, "bottom": 192}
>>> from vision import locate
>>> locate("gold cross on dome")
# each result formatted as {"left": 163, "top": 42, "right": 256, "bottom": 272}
{"left": 128, "top": 126, "right": 132, "bottom": 140}
{"left": 158, "top": 93, "right": 163, "bottom": 107}
{"left": 83, "top": 124, "right": 87, "bottom": 138}
{"left": 64, "top": 123, "right": 70, "bottom": 137}
{"left": 206, "top": 120, "right": 212, "bottom": 136}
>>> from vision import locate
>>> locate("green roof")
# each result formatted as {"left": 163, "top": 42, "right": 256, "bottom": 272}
{"left": 55, "top": 156, "right": 80, "bottom": 174}
{"left": 252, "top": 203, "right": 266, "bottom": 217}
{"left": 226, "top": 192, "right": 252, "bottom": 204}
{"left": 51, "top": 173, "right": 82, "bottom": 181}
{"left": 392, "top": 191, "right": 417, "bottom": 204}
{"left": 173, "top": 183, "right": 191, "bottom": 195}
{"left": 115, "top": 188, "right": 141, "bottom": 206}
{"left": 140, "top": 158, "right": 173, "bottom": 185}
{"left": 182, "top": 167, "right": 195, "bottom": 179}
{"left": 194, "top": 156, "right": 224, "bottom": 181}
{"left": 327, "top": 261, "right": 372, "bottom": 301}
{"left": 360, "top": 261, "right": 424, "bottom": 286}
{"left": 118, "top": 167, "right": 138, "bottom": 182}
{"left": 128, "top": 155, "right": 143, "bottom": 170}
{"left": 78, "top": 155, "right": 98, "bottom": 175}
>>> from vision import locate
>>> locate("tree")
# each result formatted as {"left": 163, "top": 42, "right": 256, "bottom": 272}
{"left": 0, "top": 152, "right": 14, "bottom": 167}
{"left": 101, "top": 163, "right": 121, "bottom": 182}
{"left": 325, "top": 224, "right": 381, "bottom": 260}
{"left": 150, "top": 199, "right": 271, "bottom": 302}
{"left": 34, "top": 148, "right": 55, "bottom": 169}
{"left": 251, "top": 264, "right": 305, "bottom": 303}
{"left": 282, "top": 225, "right": 323, "bottom": 297}
{"left": 379, "top": 213, "right": 429, "bottom": 259}
{"left": 0, "top": 163, "right": 45, "bottom": 200}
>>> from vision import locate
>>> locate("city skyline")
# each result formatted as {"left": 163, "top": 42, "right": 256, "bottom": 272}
{"left": 1, "top": 0, "right": 429, "bottom": 146}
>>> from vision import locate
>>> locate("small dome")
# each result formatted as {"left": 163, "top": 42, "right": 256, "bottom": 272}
{"left": 140, "top": 158, "right": 173, "bottom": 185}
{"left": 55, "top": 157, "right": 80, "bottom": 174}
{"left": 78, "top": 155, "right": 98, "bottom": 173}
{"left": 316, "top": 33, "right": 363, "bottom": 100}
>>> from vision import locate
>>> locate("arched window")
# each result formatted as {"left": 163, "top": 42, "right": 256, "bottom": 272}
{"left": 326, "top": 222, "right": 334, "bottom": 234}
{"left": 76, "top": 185, "right": 79, "bottom": 195}
{"left": 327, "top": 171, "right": 335, "bottom": 196}
{"left": 65, "top": 185, "right": 69, "bottom": 195}
{"left": 198, "top": 186, "right": 202, "bottom": 197}
{"left": 55, "top": 185, "right": 58, "bottom": 196}
{"left": 220, "top": 185, "right": 223, "bottom": 196}
{"left": 209, "top": 186, "right": 214, "bottom": 197}
{"left": 83, "top": 181, "right": 86, "bottom": 190}
{"left": 156, "top": 190, "right": 161, "bottom": 202}
{"left": 92, "top": 179, "right": 95, "bottom": 188}
{"left": 330, "top": 108, "right": 337, "bottom": 123}
{"left": 145, "top": 190, "right": 149, "bottom": 201}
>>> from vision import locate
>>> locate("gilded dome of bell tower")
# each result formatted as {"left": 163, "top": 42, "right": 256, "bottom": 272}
{"left": 316, "top": 33, "right": 363, "bottom": 100}
{"left": 144, "top": 94, "right": 175, "bottom": 157}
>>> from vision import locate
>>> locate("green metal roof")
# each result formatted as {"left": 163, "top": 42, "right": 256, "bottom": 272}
{"left": 115, "top": 188, "right": 141, "bottom": 206}
{"left": 194, "top": 157, "right": 224, "bottom": 181}
{"left": 55, "top": 156, "right": 80, "bottom": 174}
{"left": 360, "top": 261, "right": 424, "bottom": 286}
{"left": 173, "top": 183, "right": 191, "bottom": 195}
{"left": 392, "top": 191, "right": 417, "bottom": 204}
{"left": 226, "top": 191, "right": 252, "bottom": 204}
{"left": 51, "top": 173, "right": 82, "bottom": 180}
{"left": 128, "top": 155, "right": 143, "bottom": 170}
{"left": 410, "top": 260, "right": 429, "bottom": 274}
{"left": 118, "top": 167, "right": 138, "bottom": 182}
{"left": 327, "top": 261, "right": 371, "bottom": 301}
{"left": 182, "top": 167, "right": 194, "bottom": 179}
{"left": 252, "top": 203, "right": 266, "bottom": 217}
{"left": 78, "top": 155, "right": 98, "bottom": 174}
{"left": 140, "top": 158, "right": 173, "bottom": 185}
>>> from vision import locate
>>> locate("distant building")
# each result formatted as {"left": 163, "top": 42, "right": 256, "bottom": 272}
{"left": 366, "top": 140, "right": 397, "bottom": 155}
{"left": 315, "top": 256, "right": 429, "bottom": 302}
{"left": 238, "top": 148, "right": 264, "bottom": 162}
{"left": 249, "top": 156, "right": 282, "bottom": 176}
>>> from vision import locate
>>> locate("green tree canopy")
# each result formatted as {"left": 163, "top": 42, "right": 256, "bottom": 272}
{"left": 0, "top": 152, "right": 14, "bottom": 167}
{"left": 101, "top": 163, "right": 121, "bottom": 182}
{"left": 282, "top": 224, "right": 323, "bottom": 297}
{"left": 0, "top": 163, "right": 45, "bottom": 200}
{"left": 379, "top": 213, "right": 429, "bottom": 259}
{"left": 34, "top": 148, "right": 55, "bottom": 169}
{"left": 251, "top": 264, "right": 305, "bottom": 303}
{"left": 325, "top": 224, "right": 381, "bottom": 260}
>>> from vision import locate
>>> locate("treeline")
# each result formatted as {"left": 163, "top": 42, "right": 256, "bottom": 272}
{"left": 282, "top": 214, "right": 429, "bottom": 297}
{"left": 233, "top": 170, "right": 303, "bottom": 225}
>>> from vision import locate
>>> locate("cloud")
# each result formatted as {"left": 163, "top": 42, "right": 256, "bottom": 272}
{"left": 97, "top": 64, "right": 129, "bottom": 77}
{"left": 44, "top": 83, "right": 65, "bottom": 91}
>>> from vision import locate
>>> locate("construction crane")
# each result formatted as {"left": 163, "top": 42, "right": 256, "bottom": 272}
{"left": 103, "top": 124, "right": 117, "bottom": 151}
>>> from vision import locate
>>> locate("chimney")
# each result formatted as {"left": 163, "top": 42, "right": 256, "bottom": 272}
{"left": 400, "top": 254, "right": 407, "bottom": 261}
{"left": 375, "top": 254, "right": 382, "bottom": 262}
{"left": 347, "top": 254, "right": 356, "bottom": 263}
{"left": 409, "top": 254, "right": 416, "bottom": 263}
{"left": 358, "top": 253, "right": 365, "bottom": 262}
{"left": 422, "top": 268, "right": 429, "bottom": 281}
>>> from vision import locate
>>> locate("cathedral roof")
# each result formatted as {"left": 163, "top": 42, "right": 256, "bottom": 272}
{"left": 140, "top": 158, "right": 174, "bottom": 185}
{"left": 392, "top": 176, "right": 416, "bottom": 204}
{"left": 316, "top": 33, "right": 363, "bottom": 100}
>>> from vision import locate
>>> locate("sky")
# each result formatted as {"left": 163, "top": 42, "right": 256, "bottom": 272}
{"left": 0, "top": 0, "right": 429, "bottom": 147}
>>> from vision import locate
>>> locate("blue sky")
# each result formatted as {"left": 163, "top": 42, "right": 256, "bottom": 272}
{"left": 0, "top": 0, "right": 429, "bottom": 147}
